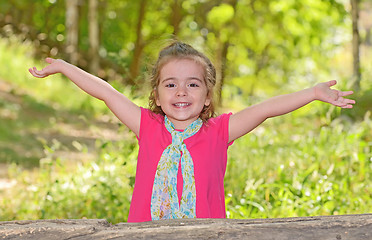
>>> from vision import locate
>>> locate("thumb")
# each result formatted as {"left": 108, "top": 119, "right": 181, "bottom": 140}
{"left": 45, "top": 57, "right": 54, "bottom": 64}
{"left": 326, "top": 80, "right": 337, "bottom": 87}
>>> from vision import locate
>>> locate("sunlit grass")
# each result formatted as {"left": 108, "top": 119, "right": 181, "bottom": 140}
{"left": 225, "top": 113, "right": 372, "bottom": 219}
{"left": 0, "top": 37, "right": 110, "bottom": 116}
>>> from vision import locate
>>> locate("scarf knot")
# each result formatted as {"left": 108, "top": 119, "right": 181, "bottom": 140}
{"left": 170, "top": 131, "right": 183, "bottom": 147}
{"left": 150, "top": 116, "right": 202, "bottom": 220}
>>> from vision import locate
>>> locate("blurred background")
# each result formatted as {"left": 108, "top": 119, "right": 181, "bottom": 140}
{"left": 0, "top": 0, "right": 371, "bottom": 223}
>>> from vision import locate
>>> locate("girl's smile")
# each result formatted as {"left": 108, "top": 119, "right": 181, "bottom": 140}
{"left": 156, "top": 58, "right": 211, "bottom": 130}
{"left": 173, "top": 102, "right": 191, "bottom": 107}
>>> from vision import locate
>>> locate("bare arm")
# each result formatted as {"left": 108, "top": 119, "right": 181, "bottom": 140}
{"left": 228, "top": 80, "right": 355, "bottom": 142}
{"left": 29, "top": 58, "right": 141, "bottom": 136}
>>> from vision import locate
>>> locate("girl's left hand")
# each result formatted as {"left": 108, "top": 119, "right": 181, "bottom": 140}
{"left": 28, "top": 58, "right": 64, "bottom": 78}
{"left": 314, "top": 80, "right": 355, "bottom": 108}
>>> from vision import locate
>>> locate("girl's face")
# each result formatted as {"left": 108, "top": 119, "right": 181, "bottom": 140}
{"left": 156, "top": 58, "right": 211, "bottom": 130}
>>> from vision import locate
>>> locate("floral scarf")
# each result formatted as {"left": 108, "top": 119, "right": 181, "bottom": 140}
{"left": 150, "top": 116, "right": 202, "bottom": 220}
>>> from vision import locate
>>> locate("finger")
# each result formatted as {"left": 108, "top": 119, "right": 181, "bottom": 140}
{"left": 326, "top": 80, "right": 337, "bottom": 87}
{"left": 28, "top": 68, "right": 36, "bottom": 77}
{"left": 339, "top": 102, "right": 353, "bottom": 108}
{"left": 30, "top": 66, "right": 46, "bottom": 78}
{"left": 335, "top": 98, "right": 355, "bottom": 108}
{"left": 32, "top": 67, "right": 41, "bottom": 75}
{"left": 345, "top": 99, "right": 356, "bottom": 105}
{"left": 341, "top": 104, "right": 353, "bottom": 109}
{"left": 28, "top": 67, "right": 38, "bottom": 76}
{"left": 34, "top": 66, "right": 45, "bottom": 75}
{"left": 340, "top": 90, "right": 354, "bottom": 97}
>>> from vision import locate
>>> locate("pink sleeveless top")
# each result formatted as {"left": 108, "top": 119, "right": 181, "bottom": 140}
{"left": 128, "top": 108, "right": 233, "bottom": 222}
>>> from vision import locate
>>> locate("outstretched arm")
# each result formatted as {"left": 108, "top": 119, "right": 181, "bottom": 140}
{"left": 29, "top": 58, "right": 141, "bottom": 136}
{"left": 228, "top": 80, "right": 355, "bottom": 142}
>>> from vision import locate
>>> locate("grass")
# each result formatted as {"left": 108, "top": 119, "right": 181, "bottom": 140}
{"left": 0, "top": 37, "right": 127, "bottom": 168}
{"left": 0, "top": 84, "right": 56, "bottom": 166}
{"left": 225, "top": 113, "right": 371, "bottom": 218}
{"left": 0, "top": 36, "right": 371, "bottom": 223}
{"left": 0, "top": 36, "right": 147, "bottom": 115}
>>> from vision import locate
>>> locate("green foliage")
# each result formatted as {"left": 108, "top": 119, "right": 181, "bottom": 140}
{"left": 0, "top": 0, "right": 349, "bottom": 96}
{"left": 1, "top": 133, "right": 138, "bottom": 223}
{"left": 207, "top": 4, "right": 235, "bottom": 28}
{"left": 225, "top": 114, "right": 372, "bottom": 218}
{"left": 344, "top": 89, "right": 372, "bottom": 121}
{"left": 0, "top": 37, "right": 110, "bottom": 116}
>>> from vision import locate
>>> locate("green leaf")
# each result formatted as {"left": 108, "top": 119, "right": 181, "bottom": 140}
{"left": 207, "top": 3, "right": 235, "bottom": 27}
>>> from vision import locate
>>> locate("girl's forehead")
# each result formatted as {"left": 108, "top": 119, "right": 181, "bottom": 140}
{"left": 160, "top": 58, "right": 205, "bottom": 77}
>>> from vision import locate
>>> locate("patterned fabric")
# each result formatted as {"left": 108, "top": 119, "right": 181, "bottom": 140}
{"left": 150, "top": 116, "right": 202, "bottom": 220}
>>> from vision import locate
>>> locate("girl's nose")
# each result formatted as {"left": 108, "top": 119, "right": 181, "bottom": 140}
{"left": 176, "top": 86, "right": 187, "bottom": 97}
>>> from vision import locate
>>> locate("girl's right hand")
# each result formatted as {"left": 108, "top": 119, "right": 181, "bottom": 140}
{"left": 28, "top": 58, "right": 65, "bottom": 78}
{"left": 313, "top": 80, "right": 355, "bottom": 108}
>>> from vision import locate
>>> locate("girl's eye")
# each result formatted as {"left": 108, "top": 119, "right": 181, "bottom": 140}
{"left": 165, "top": 83, "right": 176, "bottom": 88}
{"left": 188, "top": 83, "right": 199, "bottom": 87}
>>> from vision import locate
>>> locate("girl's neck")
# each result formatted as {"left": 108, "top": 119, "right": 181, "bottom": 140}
{"left": 165, "top": 115, "right": 201, "bottom": 130}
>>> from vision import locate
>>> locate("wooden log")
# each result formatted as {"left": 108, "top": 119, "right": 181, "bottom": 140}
{"left": 0, "top": 214, "right": 371, "bottom": 240}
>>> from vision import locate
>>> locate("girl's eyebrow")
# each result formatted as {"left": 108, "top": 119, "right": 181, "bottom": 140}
{"left": 159, "top": 77, "right": 176, "bottom": 85}
{"left": 160, "top": 77, "right": 176, "bottom": 82}
{"left": 160, "top": 77, "right": 203, "bottom": 83}
{"left": 188, "top": 77, "right": 203, "bottom": 82}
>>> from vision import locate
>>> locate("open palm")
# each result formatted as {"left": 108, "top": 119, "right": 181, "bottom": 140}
{"left": 28, "top": 58, "right": 63, "bottom": 78}
{"left": 314, "top": 80, "right": 355, "bottom": 108}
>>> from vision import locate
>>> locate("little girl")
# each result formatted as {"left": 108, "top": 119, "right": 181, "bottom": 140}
{"left": 29, "top": 41, "right": 355, "bottom": 222}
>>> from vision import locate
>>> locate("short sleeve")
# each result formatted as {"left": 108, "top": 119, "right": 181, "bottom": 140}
{"left": 137, "top": 107, "right": 163, "bottom": 142}
{"left": 207, "top": 112, "right": 234, "bottom": 147}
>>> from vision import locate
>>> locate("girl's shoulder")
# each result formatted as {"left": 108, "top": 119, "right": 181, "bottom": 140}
{"left": 141, "top": 107, "right": 164, "bottom": 124}
{"left": 199, "top": 112, "right": 233, "bottom": 146}
{"left": 138, "top": 108, "right": 165, "bottom": 142}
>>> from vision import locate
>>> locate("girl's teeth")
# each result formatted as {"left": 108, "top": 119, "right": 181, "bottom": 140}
{"left": 174, "top": 103, "right": 189, "bottom": 107}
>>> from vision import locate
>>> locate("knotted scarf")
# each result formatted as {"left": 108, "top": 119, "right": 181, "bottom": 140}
{"left": 150, "top": 116, "right": 202, "bottom": 220}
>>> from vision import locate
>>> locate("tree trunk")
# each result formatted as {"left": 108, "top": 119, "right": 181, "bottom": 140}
{"left": 171, "top": 0, "right": 183, "bottom": 37}
{"left": 65, "top": 0, "right": 79, "bottom": 65}
{"left": 366, "top": 28, "right": 371, "bottom": 46}
{"left": 215, "top": 0, "right": 238, "bottom": 106}
{"left": 215, "top": 41, "right": 229, "bottom": 106}
{"left": 350, "top": 0, "right": 361, "bottom": 91}
{"left": 128, "top": 0, "right": 146, "bottom": 86}
{"left": 249, "top": 43, "right": 270, "bottom": 97}
{"left": 1, "top": 214, "right": 371, "bottom": 239}
{"left": 25, "top": 2, "right": 35, "bottom": 29}
{"left": 89, "top": 0, "right": 100, "bottom": 75}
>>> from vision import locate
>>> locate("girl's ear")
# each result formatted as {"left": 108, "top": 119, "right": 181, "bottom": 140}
{"left": 154, "top": 89, "right": 161, "bottom": 107}
{"left": 204, "top": 94, "right": 211, "bottom": 107}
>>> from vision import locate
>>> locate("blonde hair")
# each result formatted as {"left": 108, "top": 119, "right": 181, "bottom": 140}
{"left": 148, "top": 41, "right": 216, "bottom": 122}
